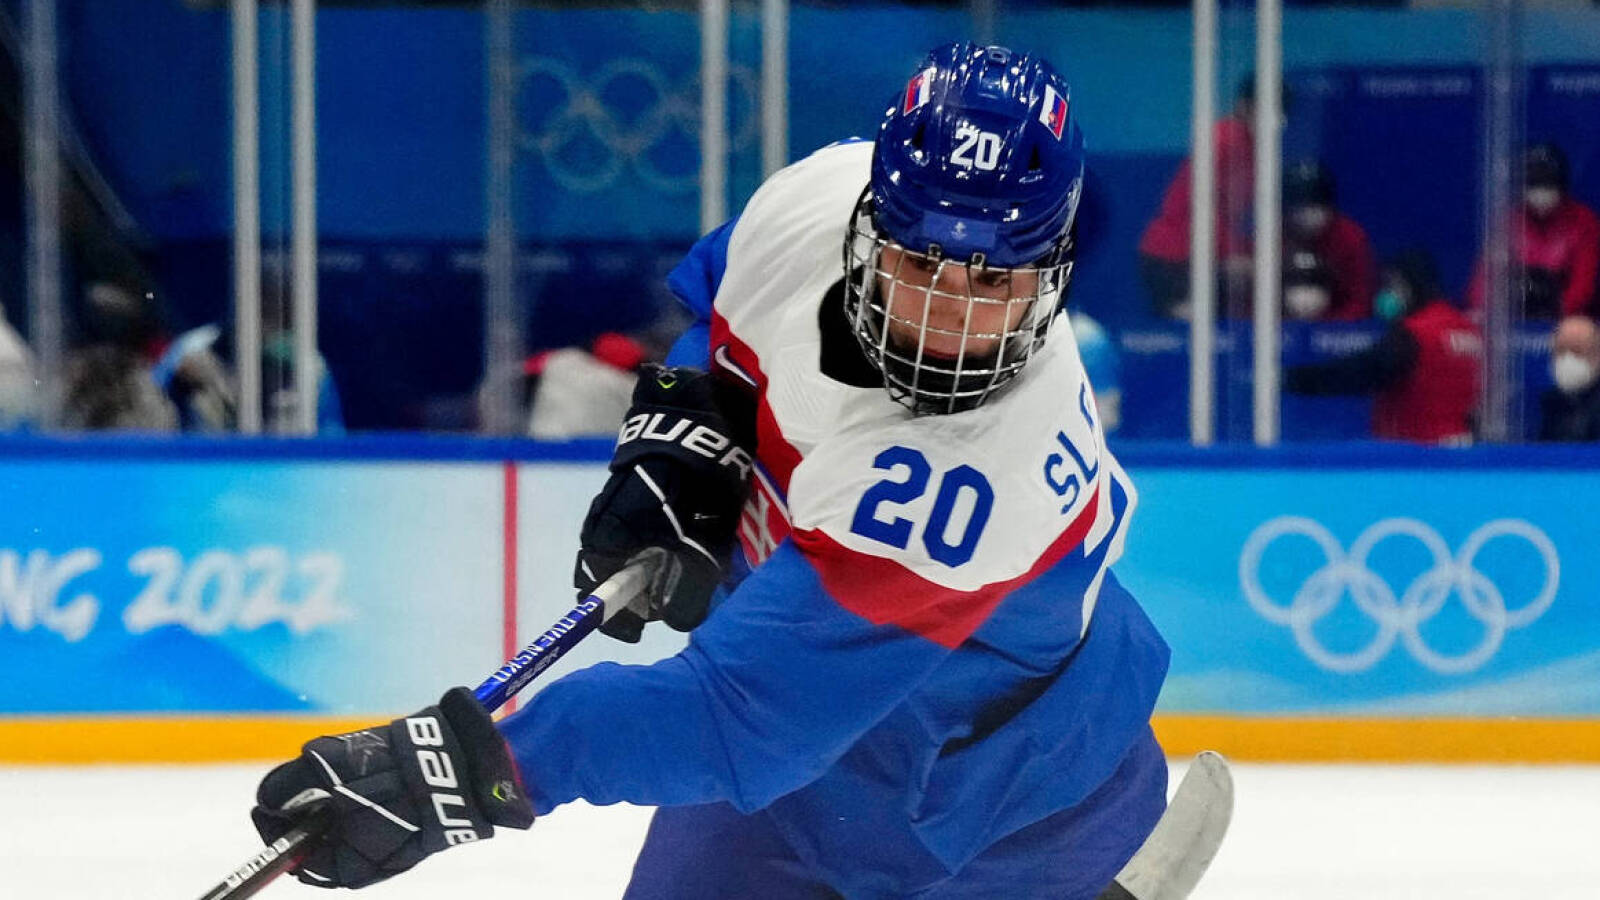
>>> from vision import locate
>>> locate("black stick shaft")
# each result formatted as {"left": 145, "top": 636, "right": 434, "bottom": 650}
{"left": 195, "top": 827, "right": 316, "bottom": 900}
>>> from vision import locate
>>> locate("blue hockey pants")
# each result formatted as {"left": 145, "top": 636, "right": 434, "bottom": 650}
{"left": 620, "top": 725, "right": 1166, "bottom": 900}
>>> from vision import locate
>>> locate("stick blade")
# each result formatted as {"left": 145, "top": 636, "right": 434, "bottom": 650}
{"left": 1110, "top": 750, "right": 1234, "bottom": 900}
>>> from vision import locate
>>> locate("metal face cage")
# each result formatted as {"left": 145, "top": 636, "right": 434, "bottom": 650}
{"left": 842, "top": 194, "right": 1070, "bottom": 415}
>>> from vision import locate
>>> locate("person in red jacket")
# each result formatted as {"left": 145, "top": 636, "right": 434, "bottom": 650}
{"left": 1287, "top": 249, "right": 1483, "bottom": 445}
{"left": 1281, "top": 160, "right": 1377, "bottom": 321}
{"left": 1468, "top": 142, "right": 1600, "bottom": 320}
{"left": 1138, "top": 78, "right": 1260, "bottom": 320}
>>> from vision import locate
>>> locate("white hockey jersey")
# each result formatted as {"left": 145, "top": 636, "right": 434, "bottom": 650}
{"left": 709, "top": 140, "right": 1136, "bottom": 645}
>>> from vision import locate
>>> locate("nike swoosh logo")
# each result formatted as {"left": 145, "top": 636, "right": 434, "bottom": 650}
{"left": 713, "top": 343, "right": 759, "bottom": 388}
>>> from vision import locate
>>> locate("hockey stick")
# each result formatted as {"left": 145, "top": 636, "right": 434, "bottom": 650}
{"left": 1095, "top": 750, "right": 1235, "bottom": 900}
{"left": 195, "top": 550, "right": 674, "bottom": 900}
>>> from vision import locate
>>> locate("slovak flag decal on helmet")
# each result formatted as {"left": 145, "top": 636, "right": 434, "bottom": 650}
{"left": 903, "top": 67, "right": 935, "bottom": 114}
{"left": 1039, "top": 84, "right": 1067, "bottom": 139}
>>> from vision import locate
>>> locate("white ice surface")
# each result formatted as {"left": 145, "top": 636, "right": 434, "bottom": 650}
{"left": 3, "top": 760, "right": 1597, "bottom": 899}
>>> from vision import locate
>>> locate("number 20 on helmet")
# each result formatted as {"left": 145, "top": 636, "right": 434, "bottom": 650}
{"left": 845, "top": 42, "right": 1087, "bottom": 414}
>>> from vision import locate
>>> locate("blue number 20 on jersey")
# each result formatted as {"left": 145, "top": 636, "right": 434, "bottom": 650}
{"left": 849, "top": 446, "right": 994, "bottom": 568}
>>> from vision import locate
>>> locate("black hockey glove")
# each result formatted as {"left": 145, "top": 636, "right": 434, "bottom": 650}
{"left": 250, "top": 687, "right": 535, "bottom": 889}
{"left": 577, "top": 363, "right": 755, "bottom": 643}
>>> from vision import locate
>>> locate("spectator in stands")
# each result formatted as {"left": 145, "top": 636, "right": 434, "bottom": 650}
{"left": 151, "top": 324, "right": 235, "bottom": 432}
{"left": 60, "top": 345, "right": 176, "bottom": 430}
{"left": 1282, "top": 159, "right": 1376, "bottom": 320}
{"left": 515, "top": 331, "right": 657, "bottom": 440}
{"left": 257, "top": 289, "right": 345, "bottom": 434}
{"left": 1286, "top": 249, "right": 1482, "bottom": 445}
{"left": 1468, "top": 142, "right": 1600, "bottom": 320}
{"left": 0, "top": 304, "right": 34, "bottom": 428}
{"left": 152, "top": 277, "right": 344, "bottom": 434}
{"left": 1282, "top": 249, "right": 1336, "bottom": 322}
{"left": 60, "top": 281, "right": 176, "bottom": 431}
{"left": 1538, "top": 314, "right": 1600, "bottom": 442}
{"left": 1138, "top": 76, "right": 1264, "bottom": 320}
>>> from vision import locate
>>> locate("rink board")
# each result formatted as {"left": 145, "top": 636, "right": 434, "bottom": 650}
{"left": 1, "top": 438, "right": 1598, "bottom": 763}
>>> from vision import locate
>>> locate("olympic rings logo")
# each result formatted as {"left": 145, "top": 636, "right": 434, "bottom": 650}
{"left": 517, "top": 56, "right": 759, "bottom": 194}
{"left": 1238, "top": 517, "right": 1559, "bottom": 675}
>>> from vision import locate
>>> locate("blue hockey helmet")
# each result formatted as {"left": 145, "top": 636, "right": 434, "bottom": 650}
{"left": 842, "top": 43, "right": 1086, "bottom": 415}
{"left": 869, "top": 42, "right": 1085, "bottom": 268}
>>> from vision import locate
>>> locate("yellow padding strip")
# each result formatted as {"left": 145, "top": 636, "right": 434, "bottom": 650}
{"left": 1153, "top": 714, "right": 1600, "bottom": 763}
{"left": 0, "top": 716, "right": 378, "bottom": 764}
{"left": 4, "top": 714, "right": 1599, "bottom": 764}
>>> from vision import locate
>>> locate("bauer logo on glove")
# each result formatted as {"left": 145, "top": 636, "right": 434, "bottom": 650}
{"left": 576, "top": 364, "right": 756, "bottom": 644}
{"left": 616, "top": 410, "right": 753, "bottom": 477}
{"left": 249, "top": 687, "right": 534, "bottom": 889}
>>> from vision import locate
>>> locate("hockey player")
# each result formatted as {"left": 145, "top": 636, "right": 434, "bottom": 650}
{"left": 250, "top": 42, "right": 1171, "bottom": 899}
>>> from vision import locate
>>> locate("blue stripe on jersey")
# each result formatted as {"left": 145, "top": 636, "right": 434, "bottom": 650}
{"left": 665, "top": 320, "right": 710, "bottom": 368}
{"left": 666, "top": 216, "right": 740, "bottom": 321}
{"left": 500, "top": 539, "right": 953, "bottom": 815}
{"left": 662, "top": 217, "right": 738, "bottom": 369}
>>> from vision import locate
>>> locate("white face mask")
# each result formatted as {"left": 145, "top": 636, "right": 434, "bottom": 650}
{"left": 1291, "top": 206, "right": 1331, "bottom": 235}
{"left": 1526, "top": 187, "right": 1562, "bottom": 217}
{"left": 1552, "top": 351, "right": 1596, "bottom": 395}
{"left": 1284, "top": 285, "right": 1331, "bottom": 320}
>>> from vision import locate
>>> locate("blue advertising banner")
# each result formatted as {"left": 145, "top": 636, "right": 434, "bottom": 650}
{"left": 1119, "top": 451, "right": 1600, "bottom": 718}
{"left": 0, "top": 458, "right": 506, "bottom": 714}
{"left": 4, "top": 440, "right": 1598, "bottom": 763}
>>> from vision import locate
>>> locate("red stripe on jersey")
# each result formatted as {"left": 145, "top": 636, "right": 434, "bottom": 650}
{"left": 710, "top": 312, "right": 804, "bottom": 495}
{"left": 791, "top": 487, "right": 1102, "bottom": 649}
{"left": 737, "top": 462, "right": 792, "bottom": 567}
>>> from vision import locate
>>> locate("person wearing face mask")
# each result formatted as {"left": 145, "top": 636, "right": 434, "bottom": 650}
{"left": 1139, "top": 76, "right": 1271, "bottom": 320}
{"left": 1282, "top": 250, "right": 1335, "bottom": 322}
{"left": 1538, "top": 315, "right": 1600, "bottom": 441}
{"left": 1282, "top": 160, "right": 1376, "bottom": 320}
{"left": 1468, "top": 143, "right": 1600, "bottom": 320}
{"left": 1287, "top": 249, "right": 1482, "bottom": 444}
